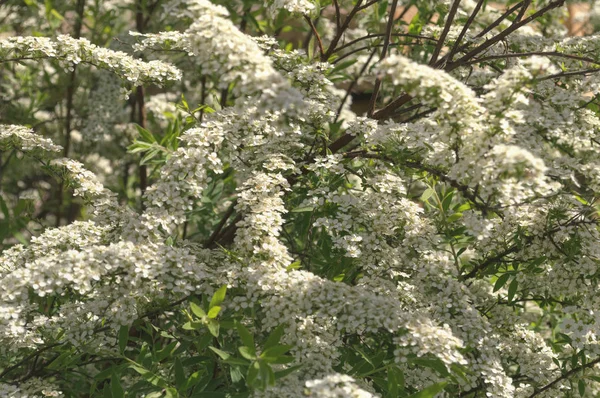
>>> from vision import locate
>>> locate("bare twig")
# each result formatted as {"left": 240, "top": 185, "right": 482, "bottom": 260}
{"left": 367, "top": 0, "right": 399, "bottom": 116}
{"left": 447, "top": 0, "right": 485, "bottom": 61}
{"left": 448, "top": 0, "right": 567, "bottom": 70}
{"left": 335, "top": 48, "right": 378, "bottom": 122}
{"left": 332, "top": 0, "right": 341, "bottom": 29}
{"left": 513, "top": 0, "right": 532, "bottom": 25}
{"left": 304, "top": 15, "right": 325, "bottom": 57}
{"left": 205, "top": 201, "right": 237, "bottom": 248}
{"left": 322, "top": 0, "right": 364, "bottom": 61}
{"left": 528, "top": 357, "right": 600, "bottom": 397}
{"left": 429, "top": 0, "right": 461, "bottom": 66}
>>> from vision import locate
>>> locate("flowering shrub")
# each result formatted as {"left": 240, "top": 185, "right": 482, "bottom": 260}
{"left": 2, "top": 0, "right": 600, "bottom": 396}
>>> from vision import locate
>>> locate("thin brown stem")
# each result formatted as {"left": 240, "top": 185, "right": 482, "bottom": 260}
{"left": 205, "top": 201, "right": 237, "bottom": 248}
{"left": 322, "top": 0, "right": 364, "bottom": 61}
{"left": 447, "top": 0, "right": 485, "bottom": 61}
{"left": 538, "top": 67, "right": 600, "bottom": 81}
{"left": 332, "top": 0, "right": 341, "bottom": 29}
{"left": 56, "top": 0, "right": 85, "bottom": 227}
{"left": 448, "top": 0, "right": 567, "bottom": 71}
{"left": 304, "top": 15, "right": 325, "bottom": 57}
{"left": 367, "top": 0, "right": 399, "bottom": 117}
{"left": 335, "top": 48, "right": 378, "bottom": 122}
{"left": 136, "top": 0, "right": 148, "bottom": 197}
{"left": 466, "top": 51, "right": 600, "bottom": 66}
{"left": 513, "top": 0, "right": 532, "bottom": 25}
{"left": 334, "top": 33, "right": 436, "bottom": 54}
{"left": 528, "top": 357, "right": 600, "bottom": 397}
{"left": 429, "top": 0, "right": 461, "bottom": 66}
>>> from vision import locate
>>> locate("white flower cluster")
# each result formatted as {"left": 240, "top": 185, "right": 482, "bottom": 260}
{"left": 267, "top": 0, "right": 316, "bottom": 17}
{"left": 142, "top": 124, "right": 225, "bottom": 233}
{"left": 0, "top": 124, "right": 62, "bottom": 153}
{"left": 304, "top": 373, "right": 377, "bottom": 398}
{"left": 131, "top": 0, "right": 286, "bottom": 95}
{"left": 0, "top": 35, "right": 181, "bottom": 86}
{"left": 50, "top": 158, "right": 107, "bottom": 198}
{"left": 234, "top": 172, "right": 292, "bottom": 268}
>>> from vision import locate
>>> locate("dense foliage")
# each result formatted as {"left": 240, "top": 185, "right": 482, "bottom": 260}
{"left": 3, "top": 0, "right": 600, "bottom": 396}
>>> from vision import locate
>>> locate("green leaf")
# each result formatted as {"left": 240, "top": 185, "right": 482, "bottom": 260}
{"left": 274, "top": 364, "right": 302, "bottom": 380}
{"left": 135, "top": 124, "right": 156, "bottom": 143}
{"left": 230, "top": 366, "right": 244, "bottom": 383}
{"left": 411, "top": 358, "right": 449, "bottom": 377}
{"left": 387, "top": 367, "right": 404, "bottom": 396}
{"left": 190, "top": 302, "right": 207, "bottom": 318}
{"left": 118, "top": 325, "right": 129, "bottom": 354}
{"left": 442, "top": 191, "right": 454, "bottom": 212}
{"left": 239, "top": 346, "right": 256, "bottom": 360}
{"left": 111, "top": 372, "right": 124, "bottom": 398}
{"left": 507, "top": 279, "right": 518, "bottom": 303}
{"left": 165, "top": 387, "right": 179, "bottom": 398}
{"left": 493, "top": 274, "right": 511, "bottom": 293}
{"left": 447, "top": 212, "right": 462, "bottom": 222}
{"left": 420, "top": 188, "right": 435, "bottom": 202}
{"left": 260, "top": 344, "right": 292, "bottom": 360}
{"left": 236, "top": 322, "right": 255, "bottom": 350}
{"left": 407, "top": 382, "right": 447, "bottom": 398}
{"left": 129, "top": 364, "right": 169, "bottom": 389}
{"left": 207, "top": 306, "right": 221, "bottom": 319}
{"left": 247, "top": 361, "right": 260, "bottom": 387}
{"left": 579, "top": 379, "right": 586, "bottom": 396}
{"left": 264, "top": 324, "right": 285, "bottom": 350}
{"left": 209, "top": 346, "right": 230, "bottom": 360}
{"left": 186, "top": 370, "right": 204, "bottom": 389}
{"left": 209, "top": 285, "right": 227, "bottom": 309}
{"left": 182, "top": 321, "right": 203, "bottom": 330}
{"left": 207, "top": 319, "right": 220, "bottom": 337}
{"left": 223, "top": 357, "right": 251, "bottom": 366}
{"left": 156, "top": 341, "right": 178, "bottom": 362}
{"left": 290, "top": 206, "right": 314, "bottom": 213}
{"left": 174, "top": 358, "right": 186, "bottom": 390}
{"left": 0, "top": 196, "right": 9, "bottom": 219}
{"left": 258, "top": 361, "right": 275, "bottom": 388}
